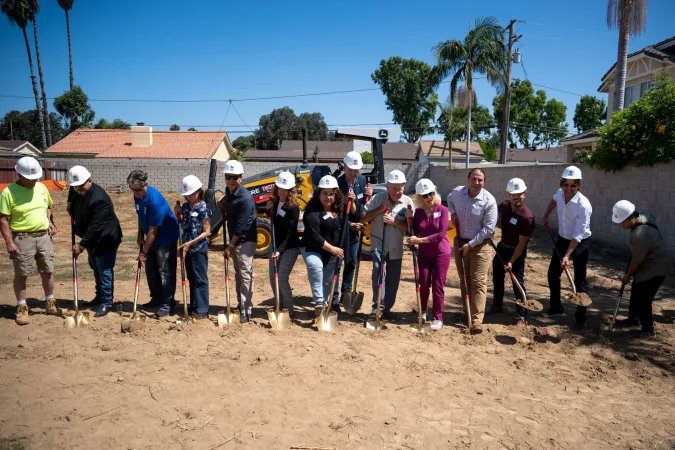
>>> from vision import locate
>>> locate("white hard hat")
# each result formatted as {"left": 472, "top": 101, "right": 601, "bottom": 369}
{"left": 343, "top": 151, "right": 363, "bottom": 170}
{"left": 223, "top": 160, "right": 244, "bottom": 175}
{"left": 179, "top": 175, "right": 203, "bottom": 195}
{"left": 15, "top": 156, "right": 42, "bottom": 180}
{"left": 506, "top": 178, "right": 527, "bottom": 194}
{"left": 415, "top": 178, "right": 435, "bottom": 196}
{"left": 612, "top": 200, "right": 636, "bottom": 224}
{"left": 562, "top": 166, "right": 582, "bottom": 180}
{"left": 318, "top": 175, "right": 338, "bottom": 189}
{"left": 68, "top": 165, "right": 91, "bottom": 187}
{"left": 386, "top": 170, "right": 406, "bottom": 184}
{"left": 275, "top": 171, "right": 295, "bottom": 189}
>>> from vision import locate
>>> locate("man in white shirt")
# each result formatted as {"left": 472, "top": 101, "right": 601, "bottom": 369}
{"left": 361, "top": 170, "right": 414, "bottom": 320}
{"left": 541, "top": 166, "right": 592, "bottom": 329}
{"left": 447, "top": 168, "right": 497, "bottom": 333}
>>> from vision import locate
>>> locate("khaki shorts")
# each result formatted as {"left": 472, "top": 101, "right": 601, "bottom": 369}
{"left": 10, "top": 232, "right": 54, "bottom": 276}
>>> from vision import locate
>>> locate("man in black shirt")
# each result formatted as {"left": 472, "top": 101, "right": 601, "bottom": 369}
{"left": 218, "top": 160, "right": 257, "bottom": 322}
{"left": 67, "top": 166, "right": 122, "bottom": 317}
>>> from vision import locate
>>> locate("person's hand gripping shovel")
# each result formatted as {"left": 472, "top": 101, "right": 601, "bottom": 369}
{"left": 487, "top": 240, "right": 543, "bottom": 313}
{"left": 544, "top": 222, "right": 592, "bottom": 307}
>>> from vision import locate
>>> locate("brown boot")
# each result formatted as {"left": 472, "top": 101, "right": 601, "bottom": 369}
{"left": 15, "top": 304, "right": 30, "bottom": 326}
{"left": 471, "top": 321, "right": 484, "bottom": 334}
{"left": 45, "top": 299, "right": 61, "bottom": 316}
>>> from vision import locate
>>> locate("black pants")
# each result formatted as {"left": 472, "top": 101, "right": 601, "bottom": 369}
{"left": 627, "top": 276, "right": 665, "bottom": 332}
{"left": 548, "top": 236, "right": 590, "bottom": 322}
{"left": 492, "top": 242, "right": 527, "bottom": 318}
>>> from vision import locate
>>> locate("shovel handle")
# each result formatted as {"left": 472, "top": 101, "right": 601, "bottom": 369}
{"left": 71, "top": 219, "right": 79, "bottom": 314}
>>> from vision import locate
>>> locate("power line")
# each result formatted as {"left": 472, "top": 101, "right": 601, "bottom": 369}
{"left": 217, "top": 102, "right": 232, "bottom": 131}
{"left": 229, "top": 101, "right": 254, "bottom": 133}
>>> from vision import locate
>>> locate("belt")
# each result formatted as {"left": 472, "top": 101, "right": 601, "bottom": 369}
{"left": 12, "top": 230, "right": 48, "bottom": 237}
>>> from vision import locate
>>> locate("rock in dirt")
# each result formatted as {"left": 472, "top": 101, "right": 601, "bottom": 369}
{"left": 517, "top": 337, "right": 532, "bottom": 345}
{"left": 121, "top": 321, "right": 144, "bottom": 334}
{"left": 624, "top": 352, "right": 640, "bottom": 362}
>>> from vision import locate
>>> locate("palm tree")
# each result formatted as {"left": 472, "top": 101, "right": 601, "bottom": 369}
{"left": 57, "top": 0, "right": 74, "bottom": 89}
{"left": 607, "top": 0, "right": 647, "bottom": 113}
{"left": 30, "top": 1, "right": 53, "bottom": 147}
{"left": 1, "top": 0, "right": 46, "bottom": 148}
{"left": 432, "top": 16, "right": 507, "bottom": 168}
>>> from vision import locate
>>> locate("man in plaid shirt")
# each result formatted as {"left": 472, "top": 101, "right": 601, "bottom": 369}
{"left": 447, "top": 168, "right": 497, "bottom": 333}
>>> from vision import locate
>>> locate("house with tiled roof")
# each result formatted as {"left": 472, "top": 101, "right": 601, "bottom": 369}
{"left": 44, "top": 125, "right": 234, "bottom": 161}
{"left": 0, "top": 140, "right": 41, "bottom": 157}
{"left": 562, "top": 35, "right": 675, "bottom": 156}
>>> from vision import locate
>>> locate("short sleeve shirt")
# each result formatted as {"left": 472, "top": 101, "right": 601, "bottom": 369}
{"left": 0, "top": 182, "right": 52, "bottom": 232}
{"left": 180, "top": 200, "right": 211, "bottom": 253}
{"left": 362, "top": 192, "right": 413, "bottom": 260}
{"left": 134, "top": 185, "right": 179, "bottom": 246}
{"left": 498, "top": 200, "right": 535, "bottom": 247}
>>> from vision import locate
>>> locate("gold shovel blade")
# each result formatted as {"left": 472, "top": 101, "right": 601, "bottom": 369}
{"left": 410, "top": 321, "right": 432, "bottom": 333}
{"left": 64, "top": 311, "right": 90, "bottom": 329}
{"left": 217, "top": 309, "right": 240, "bottom": 327}
{"left": 567, "top": 292, "right": 592, "bottom": 307}
{"left": 316, "top": 311, "right": 338, "bottom": 332}
{"left": 365, "top": 317, "right": 386, "bottom": 331}
{"left": 267, "top": 309, "right": 291, "bottom": 330}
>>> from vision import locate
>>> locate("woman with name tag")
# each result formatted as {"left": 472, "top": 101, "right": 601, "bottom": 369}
{"left": 300, "top": 175, "right": 345, "bottom": 319}
{"left": 266, "top": 172, "right": 301, "bottom": 319}
{"left": 405, "top": 179, "right": 451, "bottom": 330}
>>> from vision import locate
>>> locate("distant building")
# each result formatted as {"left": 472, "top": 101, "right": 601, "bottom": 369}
{"left": 0, "top": 140, "right": 41, "bottom": 157}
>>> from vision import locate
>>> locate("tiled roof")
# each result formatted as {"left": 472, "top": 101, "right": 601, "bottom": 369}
{"left": 417, "top": 140, "right": 484, "bottom": 159}
{"left": 561, "top": 129, "right": 600, "bottom": 143}
{"left": 0, "top": 140, "right": 30, "bottom": 151}
{"left": 44, "top": 129, "right": 228, "bottom": 159}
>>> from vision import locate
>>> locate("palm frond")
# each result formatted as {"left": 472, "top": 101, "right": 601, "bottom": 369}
{"left": 607, "top": 0, "right": 647, "bottom": 36}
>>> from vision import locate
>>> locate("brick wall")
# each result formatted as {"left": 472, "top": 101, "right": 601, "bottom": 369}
{"left": 430, "top": 162, "right": 675, "bottom": 259}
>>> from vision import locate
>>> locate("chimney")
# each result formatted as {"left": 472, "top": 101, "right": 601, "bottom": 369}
{"left": 131, "top": 125, "right": 152, "bottom": 147}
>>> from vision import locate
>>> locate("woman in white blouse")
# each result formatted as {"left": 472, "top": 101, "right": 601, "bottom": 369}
{"left": 541, "top": 166, "right": 592, "bottom": 329}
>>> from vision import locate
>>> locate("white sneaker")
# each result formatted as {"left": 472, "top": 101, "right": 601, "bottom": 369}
{"left": 421, "top": 312, "right": 427, "bottom": 322}
{"left": 431, "top": 319, "right": 443, "bottom": 330}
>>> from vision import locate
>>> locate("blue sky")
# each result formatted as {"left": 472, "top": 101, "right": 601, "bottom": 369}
{"left": 1, "top": 0, "right": 673, "bottom": 142}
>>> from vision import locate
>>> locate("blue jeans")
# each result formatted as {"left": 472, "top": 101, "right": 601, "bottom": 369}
{"left": 186, "top": 247, "right": 209, "bottom": 314}
{"left": 87, "top": 248, "right": 118, "bottom": 308}
{"left": 334, "top": 235, "right": 360, "bottom": 304}
{"left": 145, "top": 242, "right": 177, "bottom": 312}
{"left": 301, "top": 249, "right": 337, "bottom": 308}
{"left": 370, "top": 248, "right": 402, "bottom": 314}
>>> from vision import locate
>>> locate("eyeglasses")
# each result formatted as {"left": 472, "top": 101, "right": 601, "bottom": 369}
{"left": 225, "top": 175, "right": 240, "bottom": 181}
{"left": 129, "top": 185, "right": 143, "bottom": 192}
{"left": 421, "top": 192, "right": 435, "bottom": 199}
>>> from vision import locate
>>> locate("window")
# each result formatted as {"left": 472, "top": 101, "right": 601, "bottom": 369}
{"left": 640, "top": 81, "right": 654, "bottom": 99}
{"left": 624, "top": 84, "right": 638, "bottom": 107}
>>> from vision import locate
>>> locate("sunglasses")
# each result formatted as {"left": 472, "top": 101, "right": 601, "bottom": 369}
{"left": 421, "top": 191, "right": 435, "bottom": 199}
{"left": 225, "top": 175, "right": 240, "bottom": 181}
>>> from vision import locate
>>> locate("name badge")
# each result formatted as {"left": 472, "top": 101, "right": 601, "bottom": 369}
{"left": 433, "top": 211, "right": 441, "bottom": 218}
{"left": 135, "top": 204, "right": 139, "bottom": 211}
{"left": 509, "top": 217, "right": 518, "bottom": 225}
{"left": 277, "top": 209, "right": 286, "bottom": 217}
{"left": 471, "top": 209, "right": 481, "bottom": 216}
{"left": 323, "top": 213, "right": 332, "bottom": 220}
{"left": 357, "top": 193, "right": 364, "bottom": 199}
{"left": 190, "top": 211, "right": 199, "bottom": 217}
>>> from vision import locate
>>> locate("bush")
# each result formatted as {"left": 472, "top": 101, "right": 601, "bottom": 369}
{"left": 478, "top": 140, "right": 497, "bottom": 162}
{"left": 589, "top": 71, "right": 675, "bottom": 171}
{"left": 361, "top": 151, "right": 374, "bottom": 164}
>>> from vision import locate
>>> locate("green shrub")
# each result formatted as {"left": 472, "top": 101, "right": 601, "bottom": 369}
{"left": 478, "top": 140, "right": 497, "bottom": 162}
{"left": 361, "top": 151, "right": 374, "bottom": 164}
{"left": 589, "top": 71, "right": 675, "bottom": 171}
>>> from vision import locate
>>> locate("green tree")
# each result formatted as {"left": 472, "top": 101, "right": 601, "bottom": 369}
{"left": 94, "top": 118, "right": 131, "bottom": 129}
{"left": 573, "top": 95, "right": 607, "bottom": 132}
{"left": 298, "top": 112, "right": 329, "bottom": 141}
{"left": 1, "top": 0, "right": 46, "bottom": 148}
{"left": 187, "top": 127, "right": 197, "bottom": 131}
{"left": 432, "top": 16, "right": 507, "bottom": 167}
{"left": 437, "top": 99, "right": 493, "bottom": 142}
{"left": 478, "top": 140, "right": 497, "bottom": 162}
{"left": 29, "top": 1, "right": 52, "bottom": 146}
{"left": 169, "top": 124, "right": 180, "bottom": 131}
{"left": 590, "top": 71, "right": 674, "bottom": 171}
{"left": 0, "top": 109, "right": 66, "bottom": 146}
{"left": 360, "top": 151, "right": 374, "bottom": 164}
{"left": 57, "top": 0, "right": 75, "bottom": 89}
{"left": 371, "top": 56, "right": 438, "bottom": 143}
{"left": 607, "top": 0, "right": 647, "bottom": 112}
{"left": 232, "top": 135, "right": 255, "bottom": 150}
{"left": 492, "top": 79, "right": 568, "bottom": 148}
{"left": 54, "top": 85, "right": 95, "bottom": 131}
{"left": 254, "top": 107, "right": 329, "bottom": 149}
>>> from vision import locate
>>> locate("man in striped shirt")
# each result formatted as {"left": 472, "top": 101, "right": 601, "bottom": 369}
{"left": 447, "top": 168, "right": 497, "bottom": 334}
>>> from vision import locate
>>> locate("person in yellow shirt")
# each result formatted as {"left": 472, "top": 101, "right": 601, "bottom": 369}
{"left": 0, "top": 156, "right": 59, "bottom": 325}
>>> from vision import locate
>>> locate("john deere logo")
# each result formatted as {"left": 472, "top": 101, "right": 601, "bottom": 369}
{"left": 379, "top": 129, "right": 388, "bottom": 138}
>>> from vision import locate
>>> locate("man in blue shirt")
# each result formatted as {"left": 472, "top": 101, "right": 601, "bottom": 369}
{"left": 334, "top": 151, "right": 372, "bottom": 311}
{"left": 218, "top": 160, "right": 257, "bottom": 322}
{"left": 127, "top": 170, "right": 179, "bottom": 318}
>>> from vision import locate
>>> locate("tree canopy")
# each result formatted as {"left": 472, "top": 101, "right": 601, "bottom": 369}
{"left": 254, "top": 107, "right": 330, "bottom": 150}
{"left": 232, "top": 135, "right": 255, "bottom": 151}
{"left": 53, "top": 85, "right": 95, "bottom": 131}
{"left": 94, "top": 118, "right": 131, "bottom": 129}
{"left": 573, "top": 95, "right": 607, "bottom": 133}
{"left": 371, "top": 56, "right": 438, "bottom": 143}
{"left": 0, "top": 109, "right": 66, "bottom": 145}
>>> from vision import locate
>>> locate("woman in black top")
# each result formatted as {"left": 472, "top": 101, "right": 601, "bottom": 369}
{"left": 300, "top": 175, "right": 345, "bottom": 317}
{"left": 266, "top": 172, "right": 301, "bottom": 318}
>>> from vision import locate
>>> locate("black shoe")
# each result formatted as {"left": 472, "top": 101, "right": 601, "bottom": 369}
{"left": 155, "top": 307, "right": 171, "bottom": 318}
{"left": 239, "top": 309, "right": 249, "bottom": 323}
{"left": 87, "top": 296, "right": 102, "bottom": 307}
{"left": 94, "top": 305, "right": 111, "bottom": 317}
{"left": 195, "top": 313, "right": 208, "bottom": 320}
{"left": 382, "top": 311, "right": 395, "bottom": 321}
{"left": 573, "top": 320, "right": 586, "bottom": 330}
{"left": 615, "top": 317, "right": 640, "bottom": 328}
{"left": 332, "top": 303, "right": 341, "bottom": 313}
{"left": 547, "top": 308, "right": 565, "bottom": 318}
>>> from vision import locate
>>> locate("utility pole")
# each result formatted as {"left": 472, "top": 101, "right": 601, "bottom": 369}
{"left": 499, "top": 20, "right": 521, "bottom": 165}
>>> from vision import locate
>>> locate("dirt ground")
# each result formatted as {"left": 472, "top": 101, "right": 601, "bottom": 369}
{"left": 1, "top": 190, "right": 674, "bottom": 450}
